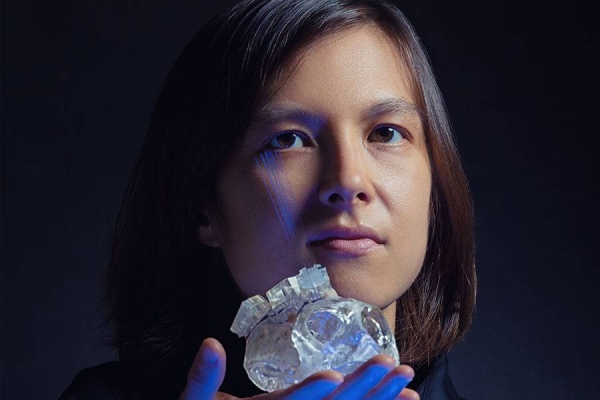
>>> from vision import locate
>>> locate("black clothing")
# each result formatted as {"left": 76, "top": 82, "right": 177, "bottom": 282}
{"left": 410, "top": 356, "right": 464, "bottom": 400}
{"left": 59, "top": 355, "right": 463, "bottom": 400}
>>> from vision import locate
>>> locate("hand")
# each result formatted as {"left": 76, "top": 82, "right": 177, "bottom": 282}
{"left": 179, "top": 338, "right": 420, "bottom": 400}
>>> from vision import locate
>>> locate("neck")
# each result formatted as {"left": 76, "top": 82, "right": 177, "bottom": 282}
{"left": 381, "top": 300, "right": 397, "bottom": 333}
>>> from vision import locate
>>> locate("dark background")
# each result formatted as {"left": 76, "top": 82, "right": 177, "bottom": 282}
{"left": 2, "top": 0, "right": 599, "bottom": 398}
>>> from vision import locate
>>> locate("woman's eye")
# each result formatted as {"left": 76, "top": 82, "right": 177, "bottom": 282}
{"left": 368, "top": 126, "right": 406, "bottom": 144}
{"left": 266, "top": 132, "right": 308, "bottom": 149}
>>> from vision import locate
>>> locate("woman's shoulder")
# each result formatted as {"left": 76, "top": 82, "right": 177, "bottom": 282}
{"left": 58, "top": 361, "right": 142, "bottom": 400}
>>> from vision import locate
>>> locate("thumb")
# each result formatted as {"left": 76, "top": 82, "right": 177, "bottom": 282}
{"left": 179, "top": 338, "right": 227, "bottom": 400}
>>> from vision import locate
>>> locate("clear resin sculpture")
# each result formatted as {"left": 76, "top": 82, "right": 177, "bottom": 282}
{"left": 230, "top": 264, "right": 400, "bottom": 392}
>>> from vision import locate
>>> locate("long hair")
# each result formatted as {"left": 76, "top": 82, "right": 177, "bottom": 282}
{"left": 105, "top": 0, "right": 475, "bottom": 394}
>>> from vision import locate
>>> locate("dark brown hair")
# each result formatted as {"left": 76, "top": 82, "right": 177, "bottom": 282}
{"left": 105, "top": 0, "right": 475, "bottom": 392}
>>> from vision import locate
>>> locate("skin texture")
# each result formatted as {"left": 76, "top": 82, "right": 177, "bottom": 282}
{"left": 193, "top": 26, "right": 430, "bottom": 399}
{"left": 200, "top": 26, "right": 431, "bottom": 329}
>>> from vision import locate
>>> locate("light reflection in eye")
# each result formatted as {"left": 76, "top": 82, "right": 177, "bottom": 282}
{"left": 267, "top": 132, "right": 307, "bottom": 149}
{"left": 368, "top": 126, "right": 406, "bottom": 144}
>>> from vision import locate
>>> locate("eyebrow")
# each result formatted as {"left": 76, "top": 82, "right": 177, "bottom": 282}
{"left": 362, "top": 97, "right": 422, "bottom": 121}
{"left": 251, "top": 104, "right": 324, "bottom": 127}
{"left": 251, "top": 97, "right": 422, "bottom": 128}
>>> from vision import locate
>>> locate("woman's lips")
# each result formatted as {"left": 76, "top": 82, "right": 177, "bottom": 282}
{"left": 310, "top": 237, "right": 383, "bottom": 257}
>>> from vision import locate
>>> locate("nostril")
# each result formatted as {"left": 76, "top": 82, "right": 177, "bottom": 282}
{"left": 326, "top": 191, "right": 368, "bottom": 204}
{"left": 328, "top": 193, "right": 343, "bottom": 203}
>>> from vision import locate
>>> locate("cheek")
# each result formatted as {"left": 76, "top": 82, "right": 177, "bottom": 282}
{"left": 384, "top": 156, "right": 432, "bottom": 269}
{"left": 217, "top": 162, "right": 274, "bottom": 232}
{"left": 381, "top": 153, "right": 431, "bottom": 221}
{"left": 215, "top": 170, "right": 269, "bottom": 290}
{"left": 406, "top": 169, "right": 432, "bottom": 279}
{"left": 214, "top": 161, "right": 317, "bottom": 296}
{"left": 403, "top": 161, "right": 431, "bottom": 242}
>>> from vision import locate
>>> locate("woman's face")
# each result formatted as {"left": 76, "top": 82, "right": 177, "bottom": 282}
{"left": 200, "top": 26, "right": 431, "bottom": 327}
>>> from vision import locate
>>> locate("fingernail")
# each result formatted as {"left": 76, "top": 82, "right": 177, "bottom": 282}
{"left": 200, "top": 340, "right": 219, "bottom": 366}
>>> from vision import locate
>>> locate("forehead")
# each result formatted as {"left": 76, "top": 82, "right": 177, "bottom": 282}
{"left": 262, "top": 25, "right": 419, "bottom": 114}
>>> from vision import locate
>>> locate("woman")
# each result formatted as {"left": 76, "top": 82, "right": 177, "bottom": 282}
{"left": 60, "top": 0, "right": 475, "bottom": 399}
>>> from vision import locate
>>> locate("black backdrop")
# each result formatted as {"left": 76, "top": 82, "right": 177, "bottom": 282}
{"left": 2, "top": 0, "right": 599, "bottom": 398}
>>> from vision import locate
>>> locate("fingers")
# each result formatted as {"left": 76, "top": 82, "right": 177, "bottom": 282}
{"left": 177, "top": 340, "right": 419, "bottom": 400}
{"left": 255, "top": 356, "right": 418, "bottom": 400}
{"left": 282, "top": 370, "right": 344, "bottom": 400}
{"left": 397, "top": 388, "right": 420, "bottom": 400}
{"left": 326, "top": 355, "right": 415, "bottom": 400}
{"left": 363, "top": 366, "right": 414, "bottom": 400}
{"left": 179, "top": 338, "right": 227, "bottom": 400}
{"left": 260, "top": 370, "right": 344, "bottom": 400}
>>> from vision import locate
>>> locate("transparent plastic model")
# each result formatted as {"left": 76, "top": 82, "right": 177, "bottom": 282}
{"left": 230, "top": 264, "right": 400, "bottom": 392}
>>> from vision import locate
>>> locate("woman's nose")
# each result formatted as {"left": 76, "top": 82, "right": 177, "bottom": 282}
{"left": 317, "top": 141, "right": 374, "bottom": 208}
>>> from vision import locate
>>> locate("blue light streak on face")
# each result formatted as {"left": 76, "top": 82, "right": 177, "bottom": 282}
{"left": 255, "top": 151, "right": 295, "bottom": 244}
{"left": 254, "top": 150, "right": 316, "bottom": 270}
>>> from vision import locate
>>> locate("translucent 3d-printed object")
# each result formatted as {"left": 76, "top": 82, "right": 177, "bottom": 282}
{"left": 230, "top": 264, "right": 400, "bottom": 392}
